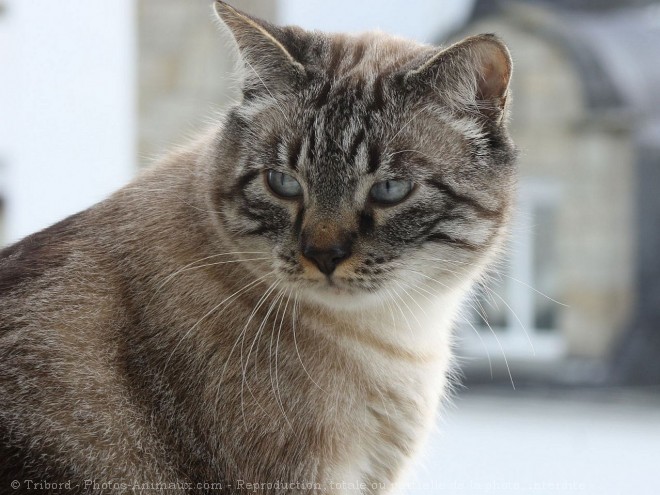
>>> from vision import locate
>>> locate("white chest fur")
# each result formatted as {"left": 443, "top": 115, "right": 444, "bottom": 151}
{"left": 309, "top": 290, "right": 460, "bottom": 493}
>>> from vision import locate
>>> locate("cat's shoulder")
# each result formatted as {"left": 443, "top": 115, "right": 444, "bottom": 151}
{"left": 0, "top": 211, "right": 87, "bottom": 298}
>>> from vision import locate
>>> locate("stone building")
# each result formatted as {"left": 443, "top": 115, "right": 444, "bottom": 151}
{"left": 452, "top": 0, "right": 660, "bottom": 383}
{"left": 138, "top": 0, "right": 276, "bottom": 162}
{"left": 137, "top": 0, "right": 660, "bottom": 383}
{"left": 3, "top": 0, "right": 656, "bottom": 383}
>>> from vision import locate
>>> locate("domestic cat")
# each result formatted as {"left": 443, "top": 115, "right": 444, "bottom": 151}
{"left": 0, "top": 1, "right": 516, "bottom": 493}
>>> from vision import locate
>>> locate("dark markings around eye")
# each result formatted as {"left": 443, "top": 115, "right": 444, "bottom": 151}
{"left": 240, "top": 196, "right": 272, "bottom": 222}
{"left": 426, "top": 179, "right": 501, "bottom": 220}
{"left": 419, "top": 218, "right": 479, "bottom": 251}
{"left": 426, "top": 232, "right": 478, "bottom": 251}
{"left": 307, "top": 126, "right": 316, "bottom": 162}
{"left": 390, "top": 206, "right": 481, "bottom": 252}
{"left": 229, "top": 169, "right": 261, "bottom": 199}
{"left": 288, "top": 136, "right": 303, "bottom": 171}
{"left": 239, "top": 193, "right": 290, "bottom": 238}
{"left": 243, "top": 225, "right": 272, "bottom": 237}
{"left": 293, "top": 206, "right": 305, "bottom": 236}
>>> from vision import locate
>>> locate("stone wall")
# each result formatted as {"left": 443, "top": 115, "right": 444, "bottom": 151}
{"left": 137, "top": 2, "right": 636, "bottom": 360}
{"left": 138, "top": 0, "right": 276, "bottom": 163}
{"left": 457, "top": 15, "right": 635, "bottom": 359}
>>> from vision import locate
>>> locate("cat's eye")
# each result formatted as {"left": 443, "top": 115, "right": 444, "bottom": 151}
{"left": 369, "top": 180, "right": 414, "bottom": 205}
{"left": 266, "top": 170, "right": 303, "bottom": 198}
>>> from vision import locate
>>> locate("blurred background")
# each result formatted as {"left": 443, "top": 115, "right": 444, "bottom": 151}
{"left": 1, "top": 0, "right": 659, "bottom": 493}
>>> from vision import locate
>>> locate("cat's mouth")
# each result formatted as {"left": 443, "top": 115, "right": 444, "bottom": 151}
{"left": 292, "top": 274, "right": 388, "bottom": 310}
{"left": 310, "top": 275, "right": 349, "bottom": 291}
{"left": 286, "top": 254, "right": 384, "bottom": 296}
{"left": 321, "top": 276, "right": 350, "bottom": 294}
{"left": 301, "top": 273, "right": 376, "bottom": 296}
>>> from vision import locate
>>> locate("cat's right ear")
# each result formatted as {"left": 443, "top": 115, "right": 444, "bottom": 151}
{"left": 404, "top": 34, "right": 512, "bottom": 125}
{"left": 214, "top": 1, "right": 306, "bottom": 97}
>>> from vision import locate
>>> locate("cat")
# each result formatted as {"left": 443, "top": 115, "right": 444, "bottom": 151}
{"left": 0, "top": 1, "right": 516, "bottom": 493}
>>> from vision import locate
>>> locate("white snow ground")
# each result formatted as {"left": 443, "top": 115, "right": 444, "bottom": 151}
{"left": 401, "top": 389, "right": 660, "bottom": 494}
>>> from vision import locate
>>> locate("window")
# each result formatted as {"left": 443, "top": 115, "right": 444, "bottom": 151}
{"left": 458, "top": 179, "right": 565, "bottom": 362}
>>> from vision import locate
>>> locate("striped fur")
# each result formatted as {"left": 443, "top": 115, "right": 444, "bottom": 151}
{"left": 0, "top": 2, "right": 516, "bottom": 493}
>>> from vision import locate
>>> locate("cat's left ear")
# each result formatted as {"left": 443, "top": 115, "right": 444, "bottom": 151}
{"left": 404, "top": 34, "right": 512, "bottom": 124}
{"left": 214, "top": 1, "right": 307, "bottom": 96}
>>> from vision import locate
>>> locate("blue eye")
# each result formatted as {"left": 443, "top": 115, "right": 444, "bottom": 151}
{"left": 266, "top": 170, "right": 303, "bottom": 198}
{"left": 369, "top": 180, "right": 413, "bottom": 205}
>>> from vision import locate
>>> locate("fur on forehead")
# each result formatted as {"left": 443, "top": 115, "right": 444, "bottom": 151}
{"left": 214, "top": 1, "right": 512, "bottom": 124}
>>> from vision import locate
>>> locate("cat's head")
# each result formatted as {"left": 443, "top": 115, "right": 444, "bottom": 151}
{"left": 209, "top": 2, "right": 517, "bottom": 309}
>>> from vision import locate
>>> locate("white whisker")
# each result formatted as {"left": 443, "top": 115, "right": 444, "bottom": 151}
{"left": 268, "top": 288, "right": 294, "bottom": 432}
{"left": 163, "top": 270, "right": 274, "bottom": 376}
{"left": 242, "top": 285, "right": 285, "bottom": 421}
{"left": 145, "top": 252, "right": 270, "bottom": 312}
{"left": 239, "top": 280, "right": 281, "bottom": 430}
{"left": 292, "top": 294, "right": 327, "bottom": 393}
{"left": 274, "top": 290, "right": 295, "bottom": 431}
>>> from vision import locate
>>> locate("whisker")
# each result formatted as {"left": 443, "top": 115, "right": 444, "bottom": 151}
{"left": 418, "top": 256, "right": 569, "bottom": 307}
{"left": 459, "top": 312, "right": 493, "bottom": 380}
{"left": 146, "top": 255, "right": 273, "bottom": 312}
{"left": 217, "top": 273, "right": 277, "bottom": 386}
{"left": 292, "top": 294, "right": 327, "bottom": 393}
{"left": 395, "top": 280, "right": 429, "bottom": 318}
{"left": 397, "top": 266, "right": 515, "bottom": 388}
{"left": 163, "top": 270, "right": 274, "bottom": 376}
{"left": 385, "top": 107, "right": 427, "bottom": 147}
{"left": 243, "top": 58, "right": 290, "bottom": 124}
{"left": 481, "top": 285, "right": 536, "bottom": 357}
{"left": 461, "top": 294, "right": 516, "bottom": 390}
{"left": 241, "top": 284, "right": 285, "bottom": 423}
{"left": 380, "top": 288, "right": 399, "bottom": 330}
{"left": 268, "top": 288, "right": 295, "bottom": 432}
{"left": 392, "top": 283, "right": 424, "bottom": 329}
{"left": 411, "top": 258, "right": 539, "bottom": 357}
{"left": 384, "top": 148, "right": 436, "bottom": 162}
{"left": 498, "top": 273, "right": 569, "bottom": 307}
{"left": 238, "top": 280, "right": 281, "bottom": 430}
{"left": 274, "top": 290, "right": 295, "bottom": 431}
{"left": 385, "top": 287, "right": 414, "bottom": 339}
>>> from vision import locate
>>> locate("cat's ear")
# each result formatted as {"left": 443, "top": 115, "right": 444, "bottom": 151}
{"left": 405, "top": 34, "right": 512, "bottom": 124}
{"left": 214, "top": 1, "right": 306, "bottom": 95}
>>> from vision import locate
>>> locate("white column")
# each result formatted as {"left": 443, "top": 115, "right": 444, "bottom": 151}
{"left": 2, "top": 0, "right": 136, "bottom": 244}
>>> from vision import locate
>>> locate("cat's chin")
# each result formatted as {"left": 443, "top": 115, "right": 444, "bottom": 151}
{"left": 296, "top": 280, "right": 386, "bottom": 311}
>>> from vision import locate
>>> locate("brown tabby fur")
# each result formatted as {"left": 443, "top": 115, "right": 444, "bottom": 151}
{"left": 0, "top": 2, "right": 516, "bottom": 493}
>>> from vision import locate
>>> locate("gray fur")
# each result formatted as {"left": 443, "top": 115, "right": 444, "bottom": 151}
{"left": 0, "top": 2, "right": 516, "bottom": 493}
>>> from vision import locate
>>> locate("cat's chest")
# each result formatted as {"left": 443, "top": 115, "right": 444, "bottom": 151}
{"left": 317, "top": 325, "right": 452, "bottom": 493}
{"left": 326, "top": 361, "right": 447, "bottom": 494}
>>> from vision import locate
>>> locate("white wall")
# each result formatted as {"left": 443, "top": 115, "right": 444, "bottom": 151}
{"left": 277, "top": 0, "right": 474, "bottom": 43}
{"left": 1, "top": 0, "right": 136, "bottom": 244}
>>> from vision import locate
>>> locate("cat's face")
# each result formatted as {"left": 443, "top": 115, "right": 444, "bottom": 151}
{"left": 210, "top": 3, "right": 516, "bottom": 309}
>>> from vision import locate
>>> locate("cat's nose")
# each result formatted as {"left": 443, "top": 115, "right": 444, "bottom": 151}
{"left": 302, "top": 242, "right": 352, "bottom": 276}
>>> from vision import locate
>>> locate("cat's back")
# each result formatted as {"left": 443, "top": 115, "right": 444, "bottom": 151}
{"left": 0, "top": 209, "right": 119, "bottom": 338}
{"left": 0, "top": 211, "right": 103, "bottom": 482}
{"left": 0, "top": 211, "right": 87, "bottom": 302}
{"left": 0, "top": 146, "right": 200, "bottom": 325}
{"left": 0, "top": 179, "right": 196, "bottom": 487}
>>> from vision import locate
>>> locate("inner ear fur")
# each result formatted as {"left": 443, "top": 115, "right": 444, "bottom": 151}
{"left": 214, "top": 1, "right": 306, "bottom": 95}
{"left": 405, "top": 34, "right": 512, "bottom": 123}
